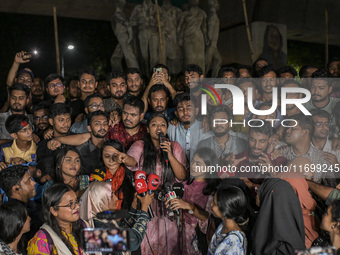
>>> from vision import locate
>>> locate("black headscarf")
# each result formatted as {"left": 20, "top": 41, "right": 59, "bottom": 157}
{"left": 251, "top": 178, "right": 306, "bottom": 255}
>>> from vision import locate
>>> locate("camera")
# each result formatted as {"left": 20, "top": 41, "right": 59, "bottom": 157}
{"left": 153, "top": 67, "right": 162, "bottom": 74}
{"left": 82, "top": 227, "right": 130, "bottom": 253}
{"left": 23, "top": 51, "right": 39, "bottom": 60}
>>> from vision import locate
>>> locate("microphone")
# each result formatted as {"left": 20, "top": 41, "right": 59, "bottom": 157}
{"left": 147, "top": 174, "right": 160, "bottom": 195}
{"left": 172, "top": 183, "right": 184, "bottom": 199}
{"left": 159, "top": 132, "right": 169, "bottom": 163}
{"left": 135, "top": 170, "right": 147, "bottom": 180}
{"left": 135, "top": 178, "right": 154, "bottom": 218}
{"left": 164, "top": 182, "right": 179, "bottom": 216}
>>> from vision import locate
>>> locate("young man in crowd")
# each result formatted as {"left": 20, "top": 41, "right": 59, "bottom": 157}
{"left": 257, "top": 65, "right": 277, "bottom": 102}
{"left": 167, "top": 93, "right": 211, "bottom": 160}
{"left": 197, "top": 106, "right": 248, "bottom": 160}
{"left": 0, "top": 115, "right": 37, "bottom": 170}
{"left": 0, "top": 164, "right": 43, "bottom": 242}
{"left": 227, "top": 121, "right": 288, "bottom": 179}
{"left": 44, "top": 73, "right": 66, "bottom": 103}
{"left": 0, "top": 83, "right": 32, "bottom": 140}
{"left": 107, "top": 96, "right": 147, "bottom": 150}
{"left": 36, "top": 103, "right": 72, "bottom": 178}
{"left": 70, "top": 93, "right": 105, "bottom": 134}
{"left": 144, "top": 84, "right": 176, "bottom": 121}
{"left": 281, "top": 114, "right": 334, "bottom": 186}
{"left": 32, "top": 103, "right": 50, "bottom": 141}
{"left": 126, "top": 67, "right": 144, "bottom": 97}
{"left": 304, "top": 69, "right": 340, "bottom": 120}
{"left": 104, "top": 71, "right": 128, "bottom": 112}
{"left": 311, "top": 109, "right": 340, "bottom": 165}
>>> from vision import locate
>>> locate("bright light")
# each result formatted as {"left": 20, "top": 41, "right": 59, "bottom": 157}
{"left": 68, "top": 45, "right": 75, "bottom": 50}
{"left": 33, "top": 50, "right": 38, "bottom": 55}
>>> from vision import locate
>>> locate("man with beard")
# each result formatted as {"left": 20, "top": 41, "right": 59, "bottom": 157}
{"left": 304, "top": 70, "right": 340, "bottom": 124}
{"left": 107, "top": 96, "right": 147, "bottom": 150}
{"left": 197, "top": 106, "right": 247, "bottom": 161}
{"left": 328, "top": 57, "right": 340, "bottom": 77}
{"left": 0, "top": 83, "right": 32, "bottom": 140}
{"left": 281, "top": 114, "right": 334, "bottom": 186}
{"left": 144, "top": 84, "right": 175, "bottom": 121}
{"left": 104, "top": 71, "right": 127, "bottom": 112}
{"left": 31, "top": 78, "right": 44, "bottom": 101}
{"left": 258, "top": 65, "right": 277, "bottom": 102}
{"left": 75, "top": 111, "right": 109, "bottom": 175}
{"left": 32, "top": 103, "right": 50, "bottom": 141}
{"left": 167, "top": 93, "right": 211, "bottom": 160}
{"left": 184, "top": 64, "right": 204, "bottom": 98}
{"left": 311, "top": 109, "right": 340, "bottom": 166}
{"left": 228, "top": 121, "right": 288, "bottom": 179}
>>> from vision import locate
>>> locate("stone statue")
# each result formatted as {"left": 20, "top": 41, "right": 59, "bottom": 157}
{"left": 110, "top": 0, "right": 139, "bottom": 71}
{"left": 161, "top": 0, "right": 183, "bottom": 74}
{"left": 178, "top": 0, "right": 208, "bottom": 74}
{"left": 205, "top": 0, "right": 222, "bottom": 77}
{"left": 130, "top": 0, "right": 160, "bottom": 74}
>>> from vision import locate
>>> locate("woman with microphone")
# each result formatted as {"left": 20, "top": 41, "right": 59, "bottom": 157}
{"left": 118, "top": 113, "right": 188, "bottom": 255}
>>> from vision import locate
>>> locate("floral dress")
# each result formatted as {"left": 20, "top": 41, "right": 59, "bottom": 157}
{"left": 207, "top": 223, "right": 247, "bottom": 255}
{"left": 27, "top": 229, "right": 84, "bottom": 255}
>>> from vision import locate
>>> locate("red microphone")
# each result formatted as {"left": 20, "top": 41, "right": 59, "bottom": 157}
{"left": 147, "top": 174, "right": 160, "bottom": 195}
{"left": 135, "top": 170, "right": 146, "bottom": 180}
{"left": 135, "top": 178, "right": 154, "bottom": 218}
{"left": 135, "top": 178, "right": 148, "bottom": 195}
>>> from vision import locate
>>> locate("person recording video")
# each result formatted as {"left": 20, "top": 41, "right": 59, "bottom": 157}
{"left": 79, "top": 181, "right": 154, "bottom": 254}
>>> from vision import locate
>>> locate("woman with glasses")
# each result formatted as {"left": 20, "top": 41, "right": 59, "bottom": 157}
{"left": 27, "top": 183, "right": 86, "bottom": 255}
{"left": 41, "top": 146, "right": 89, "bottom": 198}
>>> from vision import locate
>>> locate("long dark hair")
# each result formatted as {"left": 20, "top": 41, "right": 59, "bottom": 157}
{"left": 143, "top": 113, "right": 175, "bottom": 183}
{"left": 190, "top": 147, "right": 221, "bottom": 195}
{"left": 43, "top": 183, "right": 84, "bottom": 255}
{"left": 101, "top": 140, "right": 134, "bottom": 209}
{"left": 0, "top": 200, "right": 27, "bottom": 245}
{"left": 55, "top": 146, "right": 83, "bottom": 183}
{"left": 216, "top": 186, "right": 249, "bottom": 233}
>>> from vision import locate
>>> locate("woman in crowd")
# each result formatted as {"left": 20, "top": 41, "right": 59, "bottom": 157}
{"left": 27, "top": 183, "right": 86, "bottom": 255}
{"left": 123, "top": 112, "right": 188, "bottom": 255}
{"left": 167, "top": 147, "right": 219, "bottom": 255}
{"left": 79, "top": 181, "right": 154, "bottom": 254}
{"left": 90, "top": 140, "right": 134, "bottom": 210}
{"left": 42, "top": 146, "right": 89, "bottom": 198}
{"left": 0, "top": 200, "right": 31, "bottom": 255}
{"left": 252, "top": 178, "right": 306, "bottom": 254}
{"left": 320, "top": 199, "right": 340, "bottom": 252}
{"left": 208, "top": 186, "right": 249, "bottom": 255}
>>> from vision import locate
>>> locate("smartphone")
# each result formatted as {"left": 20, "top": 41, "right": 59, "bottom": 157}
{"left": 153, "top": 67, "right": 162, "bottom": 74}
{"left": 82, "top": 228, "right": 130, "bottom": 253}
{"left": 23, "top": 51, "right": 39, "bottom": 60}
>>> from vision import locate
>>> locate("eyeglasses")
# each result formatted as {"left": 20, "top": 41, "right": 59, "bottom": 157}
{"left": 48, "top": 83, "right": 64, "bottom": 89}
{"left": 80, "top": 80, "right": 95, "bottom": 86}
{"left": 89, "top": 103, "right": 104, "bottom": 110}
{"left": 55, "top": 199, "right": 80, "bottom": 210}
{"left": 315, "top": 122, "right": 330, "bottom": 127}
{"left": 33, "top": 115, "right": 49, "bottom": 122}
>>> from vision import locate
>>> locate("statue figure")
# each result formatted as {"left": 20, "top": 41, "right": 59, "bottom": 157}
{"left": 110, "top": 0, "right": 139, "bottom": 71}
{"left": 178, "top": 0, "right": 208, "bottom": 74}
{"left": 130, "top": 0, "right": 160, "bottom": 74}
{"left": 161, "top": 0, "right": 183, "bottom": 74}
{"left": 205, "top": 0, "right": 222, "bottom": 77}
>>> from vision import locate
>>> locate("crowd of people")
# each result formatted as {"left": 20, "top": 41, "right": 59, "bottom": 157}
{"left": 0, "top": 50, "right": 340, "bottom": 255}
